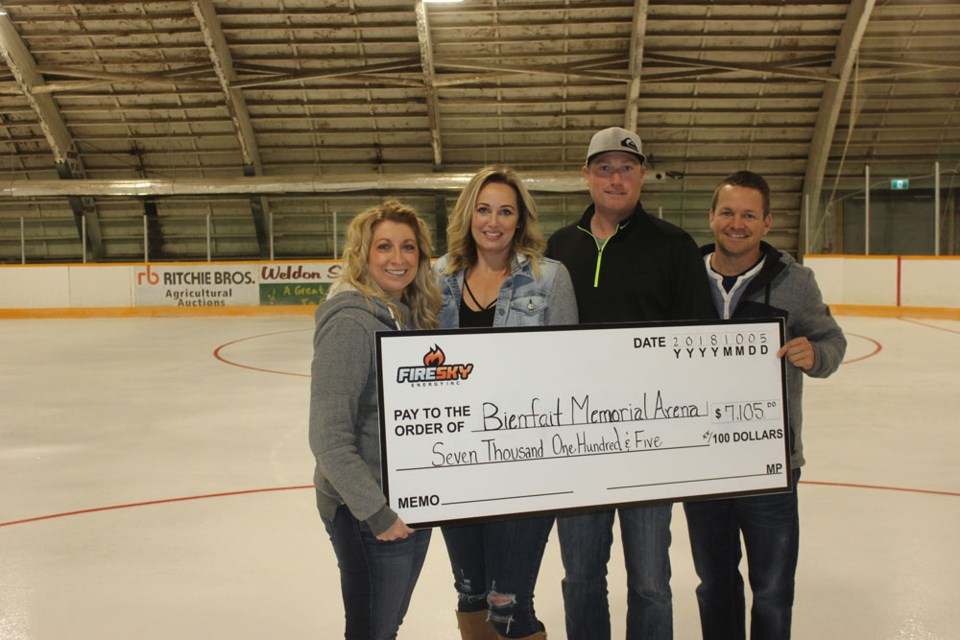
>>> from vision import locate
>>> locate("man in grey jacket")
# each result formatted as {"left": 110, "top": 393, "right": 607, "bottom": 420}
{"left": 683, "top": 170, "right": 847, "bottom": 640}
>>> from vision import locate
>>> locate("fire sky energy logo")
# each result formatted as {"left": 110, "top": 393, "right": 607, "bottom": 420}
{"left": 396, "top": 344, "right": 474, "bottom": 386}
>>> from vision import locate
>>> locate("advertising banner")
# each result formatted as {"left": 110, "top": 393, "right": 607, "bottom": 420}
{"left": 257, "top": 262, "right": 341, "bottom": 305}
{"left": 133, "top": 261, "right": 342, "bottom": 307}
{"left": 134, "top": 264, "right": 258, "bottom": 307}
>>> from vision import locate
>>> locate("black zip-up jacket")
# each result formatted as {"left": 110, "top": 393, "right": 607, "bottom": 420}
{"left": 546, "top": 203, "right": 713, "bottom": 324}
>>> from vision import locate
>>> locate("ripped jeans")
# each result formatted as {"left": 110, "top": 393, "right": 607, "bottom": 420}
{"left": 441, "top": 515, "right": 554, "bottom": 638}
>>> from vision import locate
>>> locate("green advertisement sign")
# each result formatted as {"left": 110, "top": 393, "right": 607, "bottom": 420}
{"left": 260, "top": 282, "right": 331, "bottom": 306}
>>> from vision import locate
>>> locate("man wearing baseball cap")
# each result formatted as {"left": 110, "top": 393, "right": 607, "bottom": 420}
{"left": 546, "top": 126, "right": 713, "bottom": 640}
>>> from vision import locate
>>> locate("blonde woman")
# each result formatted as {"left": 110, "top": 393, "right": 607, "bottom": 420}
{"left": 309, "top": 200, "right": 440, "bottom": 639}
{"left": 435, "top": 167, "right": 578, "bottom": 639}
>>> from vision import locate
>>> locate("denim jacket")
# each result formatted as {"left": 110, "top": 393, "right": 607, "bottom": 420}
{"left": 434, "top": 253, "right": 579, "bottom": 329}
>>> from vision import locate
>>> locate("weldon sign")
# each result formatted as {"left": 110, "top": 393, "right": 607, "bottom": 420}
{"left": 133, "top": 262, "right": 341, "bottom": 307}
{"left": 259, "top": 263, "right": 341, "bottom": 306}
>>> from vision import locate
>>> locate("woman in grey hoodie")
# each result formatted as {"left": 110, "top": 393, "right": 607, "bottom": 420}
{"left": 309, "top": 200, "right": 440, "bottom": 640}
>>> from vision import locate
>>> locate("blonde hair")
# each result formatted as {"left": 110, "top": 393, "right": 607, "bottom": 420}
{"left": 335, "top": 200, "right": 440, "bottom": 330}
{"left": 443, "top": 166, "right": 546, "bottom": 278}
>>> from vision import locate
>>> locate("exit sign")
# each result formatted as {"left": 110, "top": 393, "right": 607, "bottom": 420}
{"left": 891, "top": 178, "right": 910, "bottom": 190}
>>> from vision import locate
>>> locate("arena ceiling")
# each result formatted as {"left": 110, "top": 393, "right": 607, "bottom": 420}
{"left": 0, "top": 0, "right": 958, "bottom": 262}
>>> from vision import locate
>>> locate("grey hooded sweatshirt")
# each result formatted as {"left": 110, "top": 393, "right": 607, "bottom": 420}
{"left": 701, "top": 241, "right": 847, "bottom": 469}
{"left": 309, "top": 285, "right": 405, "bottom": 536}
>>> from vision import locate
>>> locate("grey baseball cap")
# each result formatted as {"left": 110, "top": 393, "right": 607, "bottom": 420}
{"left": 586, "top": 126, "right": 646, "bottom": 165}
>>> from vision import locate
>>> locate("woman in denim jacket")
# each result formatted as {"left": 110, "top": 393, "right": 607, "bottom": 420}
{"left": 435, "top": 166, "right": 578, "bottom": 640}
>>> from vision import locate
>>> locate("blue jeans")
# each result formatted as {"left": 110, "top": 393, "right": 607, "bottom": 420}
{"left": 322, "top": 504, "right": 432, "bottom": 640}
{"left": 683, "top": 468, "right": 801, "bottom": 640}
{"left": 441, "top": 515, "right": 554, "bottom": 638}
{"left": 557, "top": 503, "right": 673, "bottom": 640}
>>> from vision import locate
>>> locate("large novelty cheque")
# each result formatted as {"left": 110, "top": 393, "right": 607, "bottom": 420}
{"left": 377, "top": 319, "right": 789, "bottom": 527}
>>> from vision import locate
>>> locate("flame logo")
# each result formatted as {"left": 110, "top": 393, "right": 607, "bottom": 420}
{"left": 397, "top": 344, "right": 472, "bottom": 384}
{"left": 423, "top": 345, "right": 445, "bottom": 367}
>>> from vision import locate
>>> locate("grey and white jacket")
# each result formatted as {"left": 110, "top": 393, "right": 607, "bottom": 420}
{"left": 308, "top": 284, "right": 405, "bottom": 536}
{"left": 702, "top": 242, "right": 847, "bottom": 469}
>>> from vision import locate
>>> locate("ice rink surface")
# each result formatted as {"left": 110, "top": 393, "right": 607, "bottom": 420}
{"left": 1, "top": 313, "right": 957, "bottom": 639}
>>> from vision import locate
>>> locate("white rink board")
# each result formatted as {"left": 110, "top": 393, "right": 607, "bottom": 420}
{"left": 377, "top": 319, "right": 789, "bottom": 527}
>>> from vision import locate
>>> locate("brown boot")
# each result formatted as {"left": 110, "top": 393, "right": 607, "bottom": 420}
{"left": 455, "top": 610, "right": 499, "bottom": 640}
{"left": 496, "top": 631, "right": 546, "bottom": 640}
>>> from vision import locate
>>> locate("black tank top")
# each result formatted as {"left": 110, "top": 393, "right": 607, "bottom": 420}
{"left": 459, "top": 298, "right": 496, "bottom": 328}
